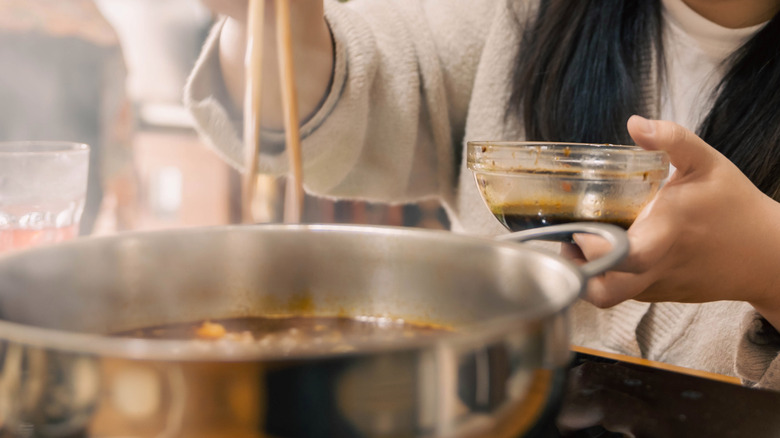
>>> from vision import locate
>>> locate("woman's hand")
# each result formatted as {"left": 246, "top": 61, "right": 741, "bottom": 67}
{"left": 574, "top": 116, "right": 780, "bottom": 328}
{"left": 200, "top": 0, "right": 333, "bottom": 129}
{"left": 200, "top": 0, "right": 248, "bottom": 21}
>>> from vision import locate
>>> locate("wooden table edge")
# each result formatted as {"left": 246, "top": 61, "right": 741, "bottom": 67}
{"left": 570, "top": 345, "right": 743, "bottom": 385}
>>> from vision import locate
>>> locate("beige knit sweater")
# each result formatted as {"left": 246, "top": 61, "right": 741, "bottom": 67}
{"left": 185, "top": 0, "right": 780, "bottom": 388}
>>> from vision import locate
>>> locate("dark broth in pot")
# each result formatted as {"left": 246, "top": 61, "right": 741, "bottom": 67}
{"left": 115, "top": 316, "right": 449, "bottom": 354}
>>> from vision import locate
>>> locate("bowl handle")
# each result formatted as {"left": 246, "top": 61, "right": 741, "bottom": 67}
{"left": 496, "top": 223, "right": 629, "bottom": 279}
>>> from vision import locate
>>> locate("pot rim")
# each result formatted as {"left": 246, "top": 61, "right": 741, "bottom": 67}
{"left": 0, "top": 224, "right": 586, "bottom": 362}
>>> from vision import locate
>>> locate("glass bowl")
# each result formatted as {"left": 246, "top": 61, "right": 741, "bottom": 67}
{"left": 466, "top": 141, "right": 670, "bottom": 232}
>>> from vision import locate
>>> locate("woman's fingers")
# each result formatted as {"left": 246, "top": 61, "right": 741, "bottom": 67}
{"left": 584, "top": 270, "right": 655, "bottom": 308}
{"left": 560, "top": 242, "right": 586, "bottom": 264}
{"left": 201, "top": 0, "right": 248, "bottom": 20}
{"left": 572, "top": 199, "right": 675, "bottom": 275}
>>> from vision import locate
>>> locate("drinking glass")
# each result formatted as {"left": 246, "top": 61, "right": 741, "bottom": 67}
{"left": 0, "top": 142, "right": 90, "bottom": 252}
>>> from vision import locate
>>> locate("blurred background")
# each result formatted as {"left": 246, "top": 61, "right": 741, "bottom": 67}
{"left": 0, "top": 0, "right": 448, "bottom": 235}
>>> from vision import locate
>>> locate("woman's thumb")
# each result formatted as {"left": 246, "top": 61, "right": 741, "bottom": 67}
{"left": 626, "top": 115, "right": 717, "bottom": 176}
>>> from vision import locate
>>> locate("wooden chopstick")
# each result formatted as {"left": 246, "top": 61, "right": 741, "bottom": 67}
{"left": 242, "top": 0, "right": 265, "bottom": 224}
{"left": 242, "top": 0, "right": 304, "bottom": 224}
{"left": 275, "top": 0, "right": 304, "bottom": 224}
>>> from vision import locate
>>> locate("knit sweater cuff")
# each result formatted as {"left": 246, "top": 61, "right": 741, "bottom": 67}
{"left": 736, "top": 310, "right": 780, "bottom": 390}
{"left": 184, "top": 19, "right": 245, "bottom": 171}
{"left": 183, "top": 11, "right": 349, "bottom": 178}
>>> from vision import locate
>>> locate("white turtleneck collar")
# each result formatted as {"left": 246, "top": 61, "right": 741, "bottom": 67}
{"left": 661, "top": 0, "right": 768, "bottom": 59}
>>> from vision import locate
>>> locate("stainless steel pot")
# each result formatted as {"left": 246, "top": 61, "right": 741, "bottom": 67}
{"left": 0, "top": 223, "right": 627, "bottom": 438}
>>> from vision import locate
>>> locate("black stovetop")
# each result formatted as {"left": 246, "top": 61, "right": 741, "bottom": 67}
{"left": 538, "top": 352, "right": 780, "bottom": 437}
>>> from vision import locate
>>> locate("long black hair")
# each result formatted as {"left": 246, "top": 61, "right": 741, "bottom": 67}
{"left": 509, "top": 0, "right": 780, "bottom": 199}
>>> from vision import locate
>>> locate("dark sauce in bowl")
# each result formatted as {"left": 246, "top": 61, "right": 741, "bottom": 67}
{"left": 491, "top": 202, "right": 637, "bottom": 232}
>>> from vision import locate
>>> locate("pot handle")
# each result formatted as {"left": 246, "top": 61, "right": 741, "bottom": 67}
{"left": 496, "top": 223, "right": 629, "bottom": 279}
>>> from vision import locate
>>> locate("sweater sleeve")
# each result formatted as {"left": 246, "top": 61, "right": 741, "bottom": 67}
{"left": 184, "top": 0, "right": 496, "bottom": 206}
{"left": 736, "top": 311, "right": 780, "bottom": 390}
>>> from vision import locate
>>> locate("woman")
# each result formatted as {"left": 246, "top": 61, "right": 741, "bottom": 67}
{"left": 187, "top": 0, "right": 780, "bottom": 387}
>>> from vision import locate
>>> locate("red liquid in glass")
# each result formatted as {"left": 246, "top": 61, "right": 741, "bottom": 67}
{"left": 0, "top": 225, "right": 77, "bottom": 252}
